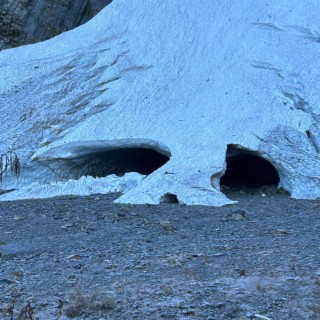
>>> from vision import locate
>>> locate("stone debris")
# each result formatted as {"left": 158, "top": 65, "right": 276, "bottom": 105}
{"left": 0, "top": 188, "right": 319, "bottom": 319}
{"left": 222, "top": 209, "right": 247, "bottom": 221}
{"left": 160, "top": 220, "right": 174, "bottom": 231}
{"left": 66, "top": 254, "right": 82, "bottom": 260}
{"left": 254, "top": 314, "right": 272, "bottom": 320}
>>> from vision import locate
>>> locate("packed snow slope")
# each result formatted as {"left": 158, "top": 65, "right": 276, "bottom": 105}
{"left": 1, "top": 0, "right": 320, "bottom": 205}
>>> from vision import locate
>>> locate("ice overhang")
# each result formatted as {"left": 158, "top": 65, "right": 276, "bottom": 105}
{"left": 32, "top": 139, "right": 171, "bottom": 180}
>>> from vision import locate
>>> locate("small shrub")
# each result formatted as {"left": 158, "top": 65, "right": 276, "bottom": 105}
{"left": 7, "top": 299, "right": 15, "bottom": 320}
{"left": 17, "top": 303, "right": 34, "bottom": 320}
{"left": 64, "top": 291, "right": 114, "bottom": 318}
{"left": 0, "top": 151, "right": 21, "bottom": 182}
{"left": 5, "top": 299, "right": 34, "bottom": 320}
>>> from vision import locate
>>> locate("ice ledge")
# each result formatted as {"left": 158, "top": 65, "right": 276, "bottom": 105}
{"left": 257, "top": 125, "right": 320, "bottom": 199}
{"left": 115, "top": 170, "right": 235, "bottom": 206}
{"left": 0, "top": 173, "right": 145, "bottom": 201}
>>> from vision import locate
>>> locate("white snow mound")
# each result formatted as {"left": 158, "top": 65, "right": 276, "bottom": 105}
{"left": 0, "top": 172, "right": 145, "bottom": 201}
{"left": 0, "top": 0, "right": 320, "bottom": 205}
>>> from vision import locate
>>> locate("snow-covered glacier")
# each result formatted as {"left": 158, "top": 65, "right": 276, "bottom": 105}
{"left": 1, "top": 0, "right": 320, "bottom": 205}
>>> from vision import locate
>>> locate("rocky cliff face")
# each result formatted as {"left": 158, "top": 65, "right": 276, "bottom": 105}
{"left": 0, "top": 0, "right": 112, "bottom": 50}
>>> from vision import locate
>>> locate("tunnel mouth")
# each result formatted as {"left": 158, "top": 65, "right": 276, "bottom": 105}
{"left": 160, "top": 193, "right": 179, "bottom": 204}
{"left": 60, "top": 147, "right": 170, "bottom": 179}
{"left": 220, "top": 145, "right": 280, "bottom": 189}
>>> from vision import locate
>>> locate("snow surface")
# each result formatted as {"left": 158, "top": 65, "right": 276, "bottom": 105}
{"left": 0, "top": 172, "right": 145, "bottom": 201}
{"left": 1, "top": 0, "right": 320, "bottom": 205}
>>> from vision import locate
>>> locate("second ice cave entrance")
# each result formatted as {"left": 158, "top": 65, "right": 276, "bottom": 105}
{"left": 220, "top": 145, "right": 280, "bottom": 188}
{"left": 57, "top": 146, "right": 170, "bottom": 179}
{"left": 160, "top": 193, "right": 179, "bottom": 204}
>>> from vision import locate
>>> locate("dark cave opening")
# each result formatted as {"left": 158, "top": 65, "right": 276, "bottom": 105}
{"left": 160, "top": 193, "right": 179, "bottom": 204}
{"left": 64, "top": 147, "right": 170, "bottom": 178}
{"left": 220, "top": 148, "right": 280, "bottom": 188}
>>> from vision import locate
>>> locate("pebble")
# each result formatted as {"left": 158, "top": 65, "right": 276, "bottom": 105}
{"left": 61, "top": 223, "right": 74, "bottom": 228}
{"left": 160, "top": 220, "right": 174, "bottom": 230}
{"left": 254, "top": 314, "right": 272, "bottom": 320}
{"left": 223, "top": 210, "right": 247, "bottom": 221}
{"left": 273, "top": 229, "right": 289, "bottom": 235}
{"left": 66, "top": 254, "right": 82, "bottom": 260}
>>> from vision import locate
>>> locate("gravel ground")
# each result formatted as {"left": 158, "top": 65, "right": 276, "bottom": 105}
{"left": 0, "top": 187, "right": 319, "bottom": 320}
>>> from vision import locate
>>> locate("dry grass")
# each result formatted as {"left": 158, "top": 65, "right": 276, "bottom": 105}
{"left": 63, "top": 291, "right": 114, "bottom": 318}
{"left": 0, "top": 151, "right": 20, "bottom": 182}
{"left": 6, "top": 299, "right": 34, "bottom": 320}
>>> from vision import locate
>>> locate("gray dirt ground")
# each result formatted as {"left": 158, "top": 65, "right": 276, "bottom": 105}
{"left": 0, "top": 187, "right": 319, "bottom": 320}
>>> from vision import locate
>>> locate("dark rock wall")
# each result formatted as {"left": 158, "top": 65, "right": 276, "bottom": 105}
{"left": 0, "top": 0, "right": 112, "bottom": 50}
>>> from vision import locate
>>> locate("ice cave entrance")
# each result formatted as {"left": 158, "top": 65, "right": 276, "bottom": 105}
{"left": 64, "top": 147, "right": 170, "bottom": 178}
{"left": 220, "top": 145, "right": 280, "bottom": 188}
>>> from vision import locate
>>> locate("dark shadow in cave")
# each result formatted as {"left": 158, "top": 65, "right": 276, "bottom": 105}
{"left": 160, "top": 193, "right": 179, "bottom": 204}
{"left": 220, "top": 146, "right": 280, "bottom": 188}
{"left": 64, "top": 147, "right": 170, "bottom": 178}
